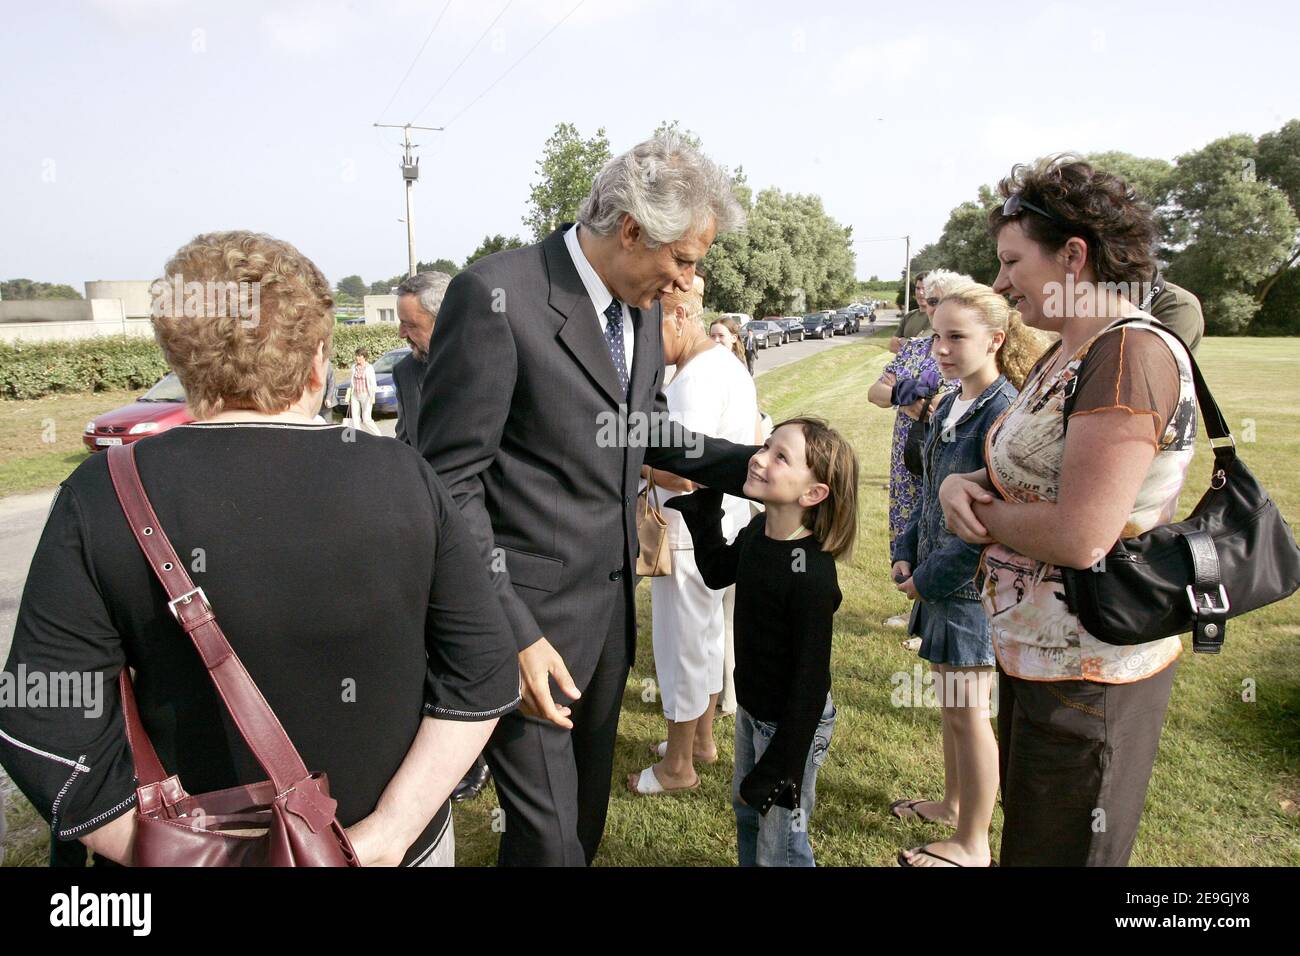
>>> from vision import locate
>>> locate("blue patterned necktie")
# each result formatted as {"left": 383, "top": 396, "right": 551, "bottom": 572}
{"left": 603, "top": 299, "right": 629, "bottom": 397}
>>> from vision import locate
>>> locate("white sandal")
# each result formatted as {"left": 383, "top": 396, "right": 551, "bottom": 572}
{"left": 626, "top": 765, "right": 699, "bottom": 796}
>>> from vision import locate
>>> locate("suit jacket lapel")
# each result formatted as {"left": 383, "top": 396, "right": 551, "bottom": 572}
{"left": 544, "top": 228, "right": 626, "bottom": 407}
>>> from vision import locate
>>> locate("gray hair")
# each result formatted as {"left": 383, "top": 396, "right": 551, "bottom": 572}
{"left": 923, "top": 268, "right": 975, "bottom": 300}
{"left": 395, "top": 271, "right": 452, "bottom": 318}
{"left": 577, "top": 132, "right": 745, "bottom": 247}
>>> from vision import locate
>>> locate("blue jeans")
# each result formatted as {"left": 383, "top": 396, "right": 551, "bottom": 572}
{"left": 733, "top": 695, "right": 836, "bottom": 867}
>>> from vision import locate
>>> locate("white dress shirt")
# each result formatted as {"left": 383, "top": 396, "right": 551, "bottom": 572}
{"left": 564, "top": 224, "right": 635, "bottom": 372}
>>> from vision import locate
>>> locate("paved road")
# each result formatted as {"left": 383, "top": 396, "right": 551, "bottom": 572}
{"left": 0, "top": 311, "right": 902, "bottom": 666}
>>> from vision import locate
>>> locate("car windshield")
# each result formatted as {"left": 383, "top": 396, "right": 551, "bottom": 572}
{"left": 373, "top": 349, "right": 410, "bottom": 373}
{"left": 749, "top": 322, "right": 769, "bottom": 330}
{"left": 138, "top": 373, "right": 186, "bottom": 402}
{"left": 802, "top": 315, "right": 821, "bottom": 322}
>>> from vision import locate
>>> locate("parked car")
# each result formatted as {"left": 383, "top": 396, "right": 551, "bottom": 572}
{"left": 743, "top": 320, "right": 783, "bottom": 349}
{"left": 760, "top": 316, "right": 791, "bottom": 345}
{"left": 779, "top": 317, "right": 805, "bottom": 342}
{"left": 828, "top": 312, "right": 852, "bottom": 335}
{"left": 333, "top": 346, "right": 410, "bottom": 416}
{"left": 83, "top": 372, "right": 196, "bottom": 452}
{"left": 801, "top": 313, "right": 834, "bottom": 339}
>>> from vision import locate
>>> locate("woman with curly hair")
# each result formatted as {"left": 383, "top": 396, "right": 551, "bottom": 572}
{"left": 940, "top": 156, "right": 1199, "bottom": 866}
{"left": 0, "top": 231, "right": 520, "bottom": 868}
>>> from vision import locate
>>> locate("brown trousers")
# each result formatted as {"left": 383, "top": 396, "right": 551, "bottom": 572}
{"left": 997, "top": 661, "right": 1178, "bottom": 866}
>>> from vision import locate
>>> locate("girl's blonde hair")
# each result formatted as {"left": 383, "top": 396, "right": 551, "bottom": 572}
{"left": 937, "top": 283, "right": 1052, "bottom": 391}
{"left": 709, "top": 316, "right": 747, "bottom": 367}
{"left": 775, "top": 416, "right": 859, "bottom": 562}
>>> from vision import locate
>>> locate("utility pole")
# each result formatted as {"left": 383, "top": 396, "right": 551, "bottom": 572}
{"left": 903, "top": 234, "right": 912, "bottom": 314}
{"left": 373, "top": 122, "right": 443, "bottom": 278}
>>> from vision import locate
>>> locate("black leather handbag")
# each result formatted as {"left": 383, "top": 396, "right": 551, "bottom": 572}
{"left": 903, "top": 411, "right": 929, "bottom": 478}
{"left": 1059, "top": 319, "right": 1300, "bottom": 654}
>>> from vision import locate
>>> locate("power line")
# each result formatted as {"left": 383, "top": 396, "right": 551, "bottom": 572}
{"left": 411, "top": 0, "right": 515, "bottom": 123}
{"left": 375, "top": 0, "right": 455, "bottom": 123}
{"left": 444, "top": 0, "right": 586, "bottom": 128}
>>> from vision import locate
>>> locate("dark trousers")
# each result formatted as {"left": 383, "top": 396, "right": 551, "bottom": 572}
{"left": 484, "top": 581, "right": 632, "bottom": 866}
{"left": 997, "top": 662, "right": 1178, "bottom": 866}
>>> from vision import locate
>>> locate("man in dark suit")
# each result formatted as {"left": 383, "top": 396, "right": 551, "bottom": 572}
{"left": 419, "top": 133, "right": 757, "bottom": 865}
{"left": 394, "top": 271, "right": 494, "bottom": 804}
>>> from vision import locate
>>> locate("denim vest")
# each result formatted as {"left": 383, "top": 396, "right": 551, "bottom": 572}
{"left": 891, "top": 375, "right": 1017, "bottom": 602}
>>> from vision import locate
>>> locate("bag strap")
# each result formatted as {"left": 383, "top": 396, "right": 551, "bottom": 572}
{"left": 106, "top": 443, "right": 313, "bottom": 794}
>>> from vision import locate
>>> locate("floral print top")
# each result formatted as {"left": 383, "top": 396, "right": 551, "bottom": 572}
{"left": 884, "top": 335, "right": 957, "bottom": 545}
{"left": 979, "top": 318, "right": 1198, "bottom": 683}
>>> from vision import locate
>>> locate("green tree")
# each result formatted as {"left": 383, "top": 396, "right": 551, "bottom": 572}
{"left": 368, "top": 275, "right": 405, "bottom": 295}
{"left": 464, "top": 234, "right": 525, "bottom": 267}
{"left": 1164, "top": 134, "right": 1299, "bottom": 333}
{"left": 524, "top": 123, "right": 612, "bottom": 241}
{"left": 417, "top": 258, "right": 461, "bottom": 277}
{"left": 1, "top": 279, "right": 82, "bottom": 300}
{"left": 336, "top": 275, "right": 367, "bottom": 299}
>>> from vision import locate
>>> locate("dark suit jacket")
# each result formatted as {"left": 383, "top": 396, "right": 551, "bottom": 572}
{"left": 392, "top": 352, "right": 427, "bottom": 446}
{"left": 419, "top": 225, "right": 757, "bottom": 688}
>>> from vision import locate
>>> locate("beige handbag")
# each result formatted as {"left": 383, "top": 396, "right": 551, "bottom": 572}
{"left": 635, "top": 470, "right": 673, "bottom": 577}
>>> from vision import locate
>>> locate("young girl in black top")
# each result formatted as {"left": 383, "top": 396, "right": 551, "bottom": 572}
{"left": 667, "top": 416, "right": 858, "bottom": 866}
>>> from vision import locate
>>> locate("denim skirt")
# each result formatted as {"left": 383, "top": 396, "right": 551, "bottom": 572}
{"left": 908, "top": 596, "right": 995, "bottom": 667}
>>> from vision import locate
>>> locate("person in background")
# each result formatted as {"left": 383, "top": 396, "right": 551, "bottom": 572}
{"left": 890, "top": 272, "right": 931, "bottom": 353}
{"left": 627, "top": 276, "right": 757, "bottom": 795}
{"left": 709, "top": 314, "right": 762, "bottom": 718}
{"left": 868, "top": 268, "right": 972, "bottom": 630}
{"left": 1143, "top": 272, "right": 1204, "bottom": 355}
{"left": 667, "top": 417, "right": 859, "bottom": 866}
{"left": 318, "top": 361, "right": 336, "bottom": 423}
{"left": 889, "top": 283, "right": 1048, "bottom": 867}
{"left": 743, "top": 322, "right": 757, "bottom": 375}
{"left": 392, "top": 271, "right": 494, "bottom": 805}
{"left": 942, "top": 155, "right": 1197, "bottom": 866}
{"left": 709, "top": 316, "right": 747, "bottom": 367}
{"left": 348, "top": 347, "right": 381, "bottom": 436}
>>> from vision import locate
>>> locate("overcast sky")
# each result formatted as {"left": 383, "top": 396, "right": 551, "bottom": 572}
{"left": 3, "top": 0, "right": 1298, "bottom": 290}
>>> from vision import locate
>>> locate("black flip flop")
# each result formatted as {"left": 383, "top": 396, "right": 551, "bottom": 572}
{"left": 889, "top": 798, "right": 944, "bottom": 824}
{"left": 897, "top": 846, "right": 997, "bottom": 867}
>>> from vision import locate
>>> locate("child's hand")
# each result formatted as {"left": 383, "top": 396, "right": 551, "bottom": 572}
{"left": 895, "top": 575, "right": 919, "bottom": 601}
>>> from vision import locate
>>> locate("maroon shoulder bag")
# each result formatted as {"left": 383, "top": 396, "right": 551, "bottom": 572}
{"left": 107, "top": 443, "right": 359, "bottom": 866}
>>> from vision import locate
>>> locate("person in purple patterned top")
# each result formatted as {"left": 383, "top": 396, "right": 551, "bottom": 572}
{"left": 868, "top": 270, "right": 971, "bottom": 628}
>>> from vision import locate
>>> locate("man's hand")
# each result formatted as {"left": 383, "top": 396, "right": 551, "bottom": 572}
{"left": 939, "top": 474, "right": 995, "bottom": 544}
{"left": 518, "top": 637, "right": 581, "bottom": 729}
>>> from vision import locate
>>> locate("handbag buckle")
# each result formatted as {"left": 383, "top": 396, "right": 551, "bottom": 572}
{"left": 168, "top": 587, "right": 210, "bottom": 621}
{"left": 1185, "top": 584, "right": 1229, "bottom": 617}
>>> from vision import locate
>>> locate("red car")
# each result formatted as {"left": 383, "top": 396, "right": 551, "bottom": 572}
{"left": 83, "top": 373, "right": 195, "bottom": 452}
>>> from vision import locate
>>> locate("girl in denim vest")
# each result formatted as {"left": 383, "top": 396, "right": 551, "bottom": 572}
{"left": 889, "top": 284, "right": 1049, "bottom": 867}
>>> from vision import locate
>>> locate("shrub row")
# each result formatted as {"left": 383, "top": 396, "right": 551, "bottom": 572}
{"left": 0, "top": 323, "right": 405, "bottom": 401}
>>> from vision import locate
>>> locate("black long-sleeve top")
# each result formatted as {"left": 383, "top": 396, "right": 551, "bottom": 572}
{"left": 0, "top": 422, "right": 520, "bottom": 865}
{"left": 666, "top": 489, "right": 841, "bottom": 813}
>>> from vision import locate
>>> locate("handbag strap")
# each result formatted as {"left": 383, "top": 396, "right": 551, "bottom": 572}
{"left": 645, "top": 469, "right": 663, "bottom": 513}
{"left": 106, "top": 443, "right": 312, "bottom": 794}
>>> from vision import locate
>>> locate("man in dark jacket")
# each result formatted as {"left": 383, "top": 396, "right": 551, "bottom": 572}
{"left": 420, "top": 133, "right": 758, "bottom": 866}
{"left": 394, "top": 271, "right": 493, "bottom": 803}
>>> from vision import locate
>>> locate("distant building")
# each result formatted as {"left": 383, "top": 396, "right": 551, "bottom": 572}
{"left": 0, "top": 280, "right": 154, "bottom": 343}
{"left": 363, "top": 294, "right": 398, "bottom": 325}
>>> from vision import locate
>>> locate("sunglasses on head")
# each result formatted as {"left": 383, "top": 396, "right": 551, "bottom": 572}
{"left": 1001, "top": 192, "right": 1064, "bottom": 226}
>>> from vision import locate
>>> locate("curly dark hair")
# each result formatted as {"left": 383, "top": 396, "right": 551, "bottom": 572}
{"left": 987, "top": 154, "right": 1158, "bottom": 289}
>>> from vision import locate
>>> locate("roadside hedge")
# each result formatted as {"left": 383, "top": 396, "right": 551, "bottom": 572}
{"left": 0, "top": 323, "right": 405, "bottom": 401}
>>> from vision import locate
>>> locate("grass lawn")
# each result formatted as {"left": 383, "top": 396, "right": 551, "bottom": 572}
{"left": 3, "top": 336, "right": 1298, "bottom": 866}
{"left": 0, "top": 390, "right": 140, "bottom": 498}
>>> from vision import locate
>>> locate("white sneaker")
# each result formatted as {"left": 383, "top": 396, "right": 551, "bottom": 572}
{"left": 884, "top": 614, "right": 909, "bottom": 629}
{"left": 901, "top": 637, "right": 922, "bottom": 652}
